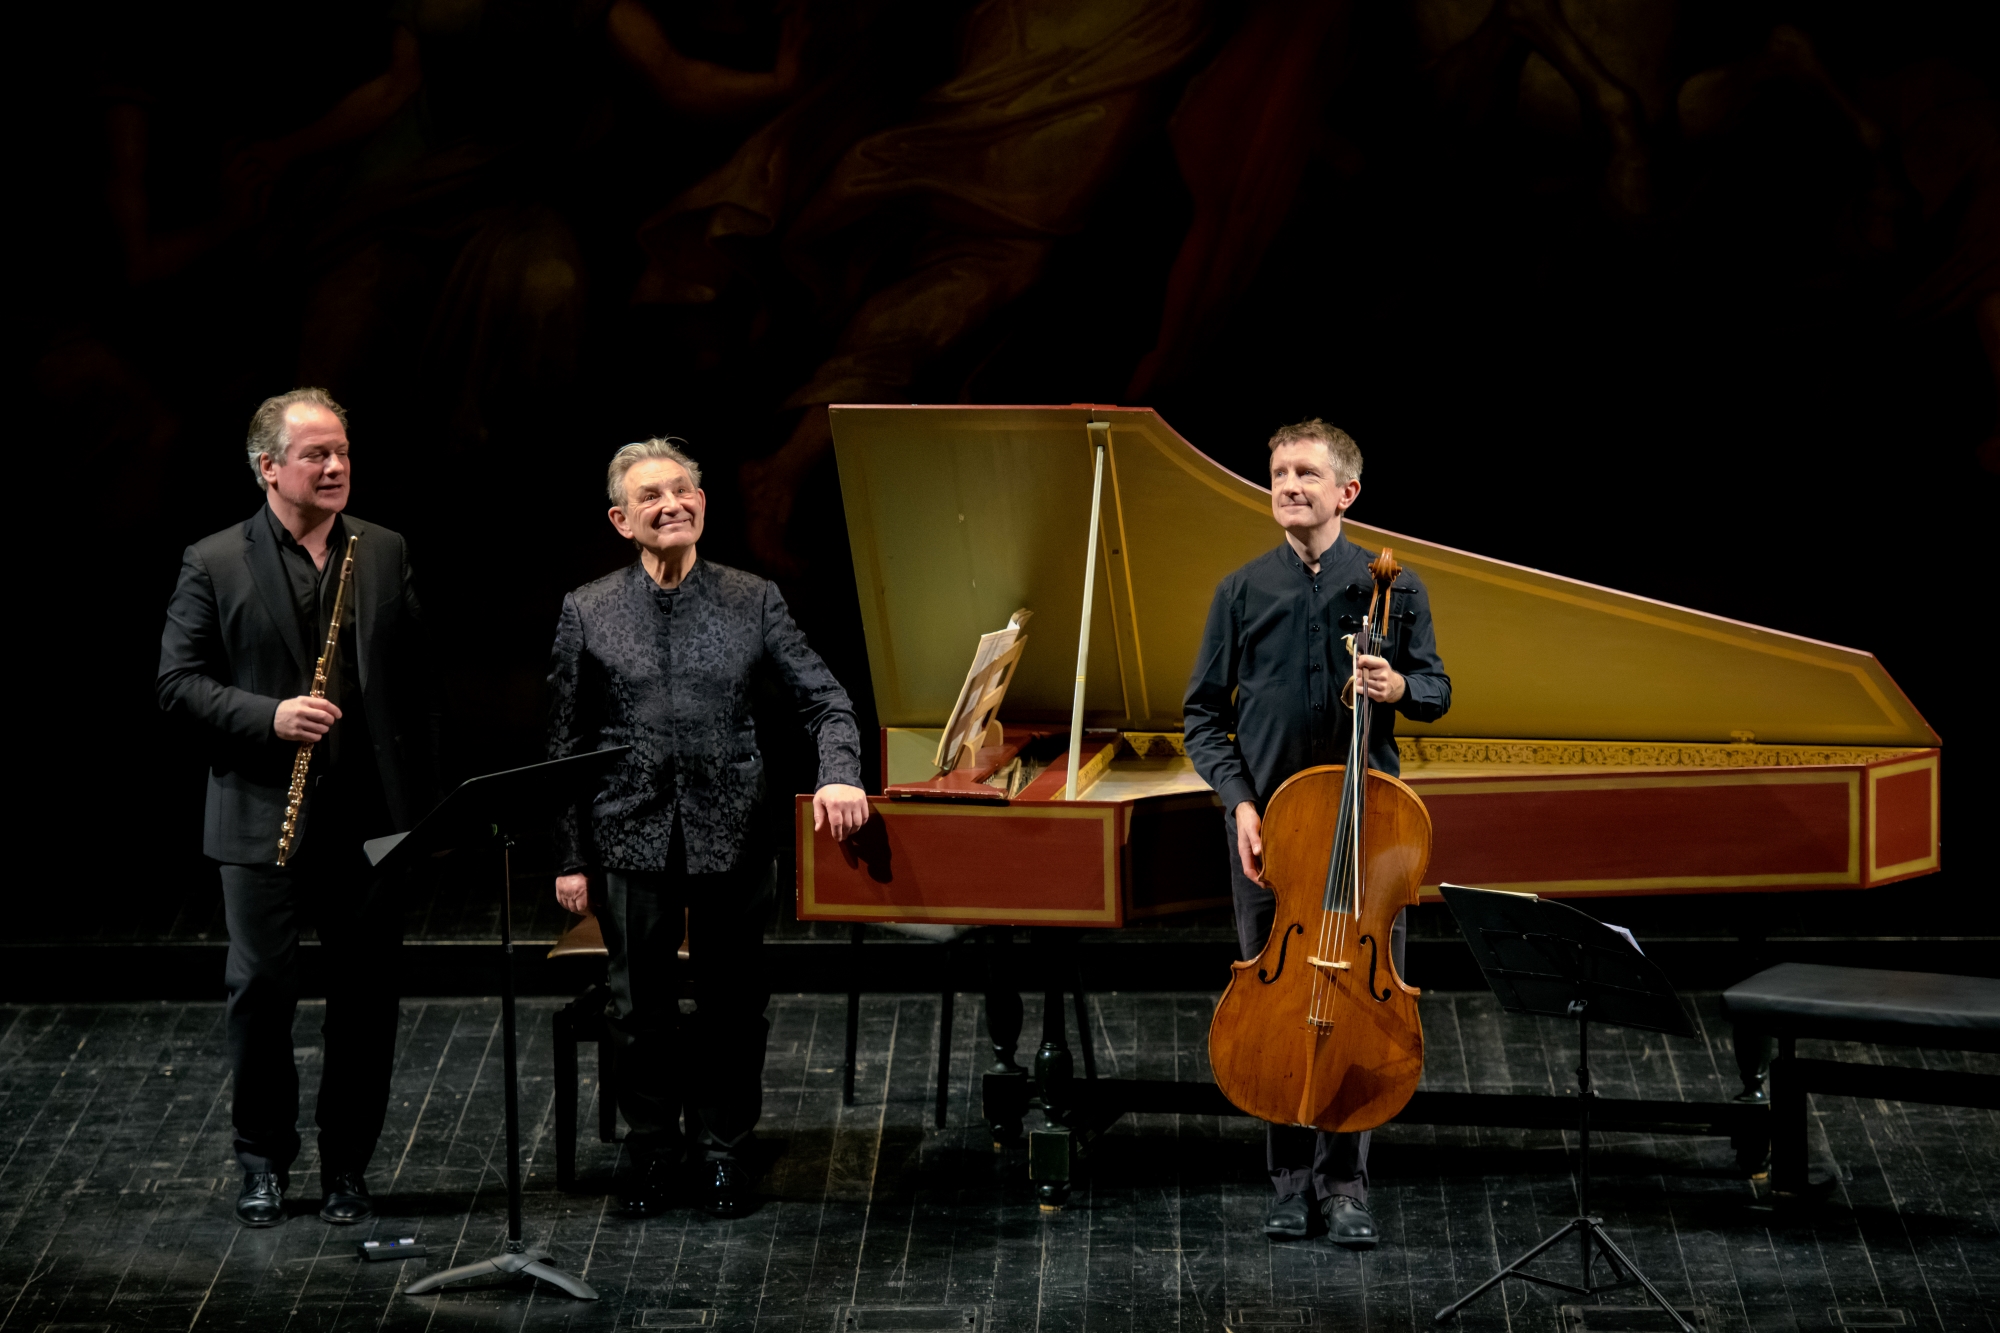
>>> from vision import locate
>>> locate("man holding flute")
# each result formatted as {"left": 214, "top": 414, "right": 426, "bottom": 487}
{"left": 158, "top": 388, "right": 439, "bottom": 1229}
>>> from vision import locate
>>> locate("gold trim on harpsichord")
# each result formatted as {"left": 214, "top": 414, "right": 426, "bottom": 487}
{"left": 1395, "top": 737, "right": 1927, "bottom": 771}
{"left": 1413, "top": 771, "right": 1864, "bottom": 897}
{"left": 1866, "top": 753, "right": 1941, "bottom": 881}
{"left": 1115, "top": 732, "right": 1189, "bottom": 759}
{"left": 1048, "top": 743, "right": 1118, "bottom": 800}
{"left": 797, "top": 800, "right": 1123, "bottom": 925}
{"left": 1412, "top": 768, "right": 1862, "bottom": 804}
{"left": 1415, "top": 870, "right": 1863, "bottom": 897}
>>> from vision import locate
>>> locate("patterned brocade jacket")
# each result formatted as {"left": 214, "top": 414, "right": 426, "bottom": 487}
{"left": 548, "top": 560, "right": 863, "bottom": 875}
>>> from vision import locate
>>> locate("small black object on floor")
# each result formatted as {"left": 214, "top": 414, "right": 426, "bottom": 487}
{"left": 361, "top": 1237, "right": 429, "bottom": 1262}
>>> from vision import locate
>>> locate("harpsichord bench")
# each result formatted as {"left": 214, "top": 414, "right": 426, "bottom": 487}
{"left": 1722, "top": 962, "right": 2000, "bottom": 1193}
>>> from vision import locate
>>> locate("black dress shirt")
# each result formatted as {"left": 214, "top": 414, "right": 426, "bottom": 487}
{"left": 1184, "top": 536, "right": 1451, "bottom": 813}
{"left": 262, "top": 509, "right": 368, "bottom": 770}
{"left": 548, "top": 559, "right": 863, "bottom": 875}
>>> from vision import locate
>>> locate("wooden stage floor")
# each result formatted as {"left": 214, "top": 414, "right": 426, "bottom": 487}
{"left": 2, "top": 992, "right": 1994, "bottom": 1332}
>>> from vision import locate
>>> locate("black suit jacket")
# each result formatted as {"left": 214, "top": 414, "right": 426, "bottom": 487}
{"left": 547, "top": 559, "right": 862, "bottom": 876}
{"left": 157, "top": 509, "right": 441, "bottom": 863}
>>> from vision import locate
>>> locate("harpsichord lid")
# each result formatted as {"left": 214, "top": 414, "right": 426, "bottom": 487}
{"left": 829, "top": 404, "right": 1935, "bottom": 748}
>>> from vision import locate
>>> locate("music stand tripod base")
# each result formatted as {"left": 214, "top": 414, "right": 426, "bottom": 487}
{"left": 1429, "top": 884, "right": 1698, "bottom": 1333}
{"left": 403, "top": 1245, "right": 599, "bottom": 1300}
{"left": 1430, "top": 1211, "right": 1689, "bottom": 1327}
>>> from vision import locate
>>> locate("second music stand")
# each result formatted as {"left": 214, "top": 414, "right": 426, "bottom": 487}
{"left": 1431, "top": 884, "right": 1698, "bottom": 1333}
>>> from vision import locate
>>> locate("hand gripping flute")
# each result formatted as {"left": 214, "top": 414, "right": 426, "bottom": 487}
{"left": 276, "top": 534, "right": 360, "bottom": 866}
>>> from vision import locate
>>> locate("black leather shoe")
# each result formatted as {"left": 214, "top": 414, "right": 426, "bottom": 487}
{"left": 1264, "top": 1192, "right": 1311, "bottom": 1239}
{"left": 319, "top": 1171, "right": 374, "bottom": 1225}
{"left": 1324, "top": 1194, "right": 1378, "bottom": 1249}
{"left": 236, "top": 1171, "right": 286, "bottom": 1227}
{"left": 695, "top": 1159, "right": 756, "bottom": 1219}
{"left": 620, "top": 1155, "right": 680, "bottom": 1218}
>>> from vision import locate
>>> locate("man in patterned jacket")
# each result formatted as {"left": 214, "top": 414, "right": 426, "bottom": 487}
{"left": 547, "top": 438, "right": 869, "bottom": 1218}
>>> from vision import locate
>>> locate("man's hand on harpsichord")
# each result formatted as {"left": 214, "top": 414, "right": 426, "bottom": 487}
{"left": 814, "top": 783, "right": 870, "bottom": 842}
{"left": 1354, "top": 653, "right": 1406, "bottom": 704}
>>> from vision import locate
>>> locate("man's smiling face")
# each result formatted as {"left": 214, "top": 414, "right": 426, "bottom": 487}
{"left": 260, "top": 405, "right": 351, "bottom": 517}
{"left": 610, "top": 457, "right": 706, "bottom": 556}
{"left": 1269, "top": 439, "right": 1358, "bottom": 537}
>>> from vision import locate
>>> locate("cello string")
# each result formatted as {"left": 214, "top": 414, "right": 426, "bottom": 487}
{"left": 1315, "top": 565, "right": 1389, "bottom": 1024}
{"left": 1310, "top": 730, "right": 1343, "bottom": 1025}
{"left": 1309, "top": 744, "right": 1337, "bottom": 1022}
{"left": 1338, "top": 601, "right": 1384, "bottom": 982}
{"left": 1308, "top": 568, "right": 1397, "bottom": 1027}
{"left": 1327, "top": 613, "right": 1368, "bottom": 1018}
{"left": 1349, "top": 586, "right": 1395, "bottom": 992}
{"left": 1346, "top": 616, "right": 1370, "bottom": 933}
{"left": 1313, "top": 615, "right": 1361, "bottom": 1026}
{"left": 1328, "top": 609, "right": 1372, "bottom": 1004}
{"left": 1313, "top": 770, "right": 1344, "bottom": 1023}
{"left": 1365, "top": 586, "right": 1391, "bottom": 933}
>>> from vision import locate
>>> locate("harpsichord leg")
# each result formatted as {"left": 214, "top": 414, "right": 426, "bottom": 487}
{"left": 981, "top": 929, "right": 1028, "bottom": 1148}
{"left": 1028, "top": 928, "right": 1080, "bottom": 1209}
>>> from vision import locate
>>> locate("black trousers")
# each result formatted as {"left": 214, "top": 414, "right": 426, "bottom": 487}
{"left": 1223, "top": 808, "right": 1407, "bottom": 1204}
{"left": 219, "top": 841, "right": 401, "bottom": 1177}
{"left": 597, "top": 838, "right": 773, "bottom": 1166}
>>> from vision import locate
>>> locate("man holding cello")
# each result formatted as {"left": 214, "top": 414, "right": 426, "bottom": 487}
{"left": 1184, "top": 419, "right": 1452, "bottom": 1248}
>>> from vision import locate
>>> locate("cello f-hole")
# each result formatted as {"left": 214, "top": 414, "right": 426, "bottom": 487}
{"left": 1360, "top": 933, "right": 1392, "bottom": 1003}
{"left": 1258, "top": 923, "right": 1304, "bottom": 984}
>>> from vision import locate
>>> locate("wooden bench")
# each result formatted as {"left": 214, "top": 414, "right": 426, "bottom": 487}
{"left": 1722, "top": 962, "right": 2000, "bottom": 1193}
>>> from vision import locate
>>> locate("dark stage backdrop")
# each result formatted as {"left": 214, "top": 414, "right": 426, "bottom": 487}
{"left": 25, "top": 0, "right": 1997, "bottom": 943}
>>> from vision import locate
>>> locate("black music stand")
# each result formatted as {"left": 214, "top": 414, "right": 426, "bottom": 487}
{"left": 364, "top": 748, "right": 630, "bottom": 1302}
{"left": 1431, "top": 884, "right": 1697, "bottom": 1333}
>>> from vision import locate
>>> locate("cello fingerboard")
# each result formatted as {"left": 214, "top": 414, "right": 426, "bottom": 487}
{"left": 1320, "top": 620, "right": 1382, "bottom": 917}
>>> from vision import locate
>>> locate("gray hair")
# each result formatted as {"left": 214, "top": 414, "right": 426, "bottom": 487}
{"left": 607, "top": 437, "right": 703, "bottom": 506}
{"left": 246, "top": 387, "right": 348, "bottom": 489}
{"left": 1267, "top": 417, "right": 1363, "bottom": 485}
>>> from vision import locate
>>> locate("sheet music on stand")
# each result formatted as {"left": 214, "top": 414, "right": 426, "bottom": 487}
{"left": 932, "top": 608, "right": 1032, "bottom": 773}
{"left": 1446, "top": 884, "right": 1692, "bottom": 1039}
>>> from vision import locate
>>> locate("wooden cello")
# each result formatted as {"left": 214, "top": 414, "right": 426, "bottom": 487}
{"left": 1207, "top": 549, "right": 1433, "bottom": 1133}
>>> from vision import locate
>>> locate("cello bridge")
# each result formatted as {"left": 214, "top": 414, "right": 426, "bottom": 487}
{"left": 1307, "top": 956, "right": 1350, "bottom": 972}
